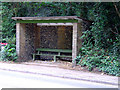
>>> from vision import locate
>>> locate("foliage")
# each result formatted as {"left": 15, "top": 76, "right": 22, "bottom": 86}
{"left": 2, "top": 3, "right": 16, "bottom": 39}
{"left": 76, "top": 47, "right": 120, "bottom": 76}
{"left": 2, "top": 35, "right": 16, "bottom": 44}
{"left": 0, "top": 36, "right": 17, "bottom": 61}
{"left": 75, "top": 2, "right": 120, "bottom": 76}
{"left": 0, "top": 44, "right": 17, "bottom": 61}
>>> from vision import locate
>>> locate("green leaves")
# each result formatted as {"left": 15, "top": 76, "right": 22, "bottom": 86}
{"left": 0, "top": 44, "right": 17, "bottom": 61}
{"left": 79, "top": 3, "right": 120, "bottom": 76}
{"left": 76, "top": 48, "right": 120, "bottom": 76}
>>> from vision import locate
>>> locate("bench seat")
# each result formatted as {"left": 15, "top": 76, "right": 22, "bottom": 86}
{"left": 32, "top": 48, "right": 72, "bottom": 62}
{"left": 57, "top": 55, "right": 72, "bottom": 58}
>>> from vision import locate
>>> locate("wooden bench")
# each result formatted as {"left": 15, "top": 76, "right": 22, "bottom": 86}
{"left": 33, "top": 48, "right": 72, "bottom": 62}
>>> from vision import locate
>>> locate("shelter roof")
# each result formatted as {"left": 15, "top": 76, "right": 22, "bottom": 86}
{"left": 12, "top": 16, "right": 92, "bottom": 23}
{"left": 12, "top": 16, "right": 81, "bottom": 21}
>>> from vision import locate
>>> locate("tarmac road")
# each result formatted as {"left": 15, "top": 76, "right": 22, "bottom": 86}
{"left": 0, "top": 69, "right": 117, "bottom": 88}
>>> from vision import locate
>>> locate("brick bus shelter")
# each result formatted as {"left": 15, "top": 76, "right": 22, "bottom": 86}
{"left": 12, "top": 16, "right": 91, "bottom": 65}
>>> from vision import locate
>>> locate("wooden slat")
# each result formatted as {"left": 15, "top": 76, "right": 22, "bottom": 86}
{"left": 33, "top": 54, "right": 57, "bottom": 56}
{"left": 36, "top": 48, "right": 72, "bottom": 53}
{"left": 58, "top": 55, "right": 72, "bottom": 58}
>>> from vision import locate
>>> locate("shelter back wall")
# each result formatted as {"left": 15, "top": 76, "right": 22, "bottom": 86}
{"left": 39, "top": 26, "right": 72, "bottom": 49}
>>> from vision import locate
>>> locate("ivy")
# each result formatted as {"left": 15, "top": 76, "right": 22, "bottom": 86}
{"left": 76, "top": 2, "right": 120, "bottom": 76}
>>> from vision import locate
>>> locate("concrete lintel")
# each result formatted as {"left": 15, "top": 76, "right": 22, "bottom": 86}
{"left": 37, "top": 23, "right": 73, "bottom": 26}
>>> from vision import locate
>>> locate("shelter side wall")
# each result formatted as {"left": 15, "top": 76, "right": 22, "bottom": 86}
{"left": 77, "top": 23, "right": 82, "bottom": 52}
{"left": 65, "top": 26, "right": 72, "bottom": 49}
{"left": 24, "top": 23, "right": 37, "bottom": 61}
{"left": 16, "top": 23, "right": 20, "bottom": 56}
{"left": 16, "top": 23, "right": 38, "bottom": 61}
{"left": 16, "top": 23, "right": 26, "bottom": 61}
{"left": 72, "top": 23, "right": 82, "bottom": 66}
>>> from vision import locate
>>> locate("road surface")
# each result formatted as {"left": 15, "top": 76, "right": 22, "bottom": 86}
{"left": 0, "top": 69, "right": 118, "bottom": 88}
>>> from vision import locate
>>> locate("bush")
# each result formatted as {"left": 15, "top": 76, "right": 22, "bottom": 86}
{"left": 0, "top": 35, "right": 17, "bottom": 62}
{"left": 75, "top": 47, "right": 120, "bottom": 76}
{"left": 0, "top": 44, "right": 17, "bottom": 61}
{"left": 99, "top": 56, "right": 120, "bottom": 76}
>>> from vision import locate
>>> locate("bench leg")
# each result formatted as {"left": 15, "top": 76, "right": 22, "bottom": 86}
{"left": 54, "top": 56, "right": 57, "bottom": 62}
{"left": 33, "top": 55, "right": 35, "bottom": 61}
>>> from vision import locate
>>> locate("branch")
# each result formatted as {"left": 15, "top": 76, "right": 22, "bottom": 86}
{"left": 113, "top": 2, "right": 120, "bottom": 18}
{"left": 110, "top": 29, "right": 119, "bottom": 35}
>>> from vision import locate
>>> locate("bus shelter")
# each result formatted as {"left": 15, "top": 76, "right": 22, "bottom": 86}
{"left": 12, "top": 16, "right": 91, "bottom": 65}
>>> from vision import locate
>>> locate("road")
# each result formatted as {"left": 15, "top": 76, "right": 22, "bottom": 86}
{"left": 0, "top": 69, "right": 118, "bottom": 88}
